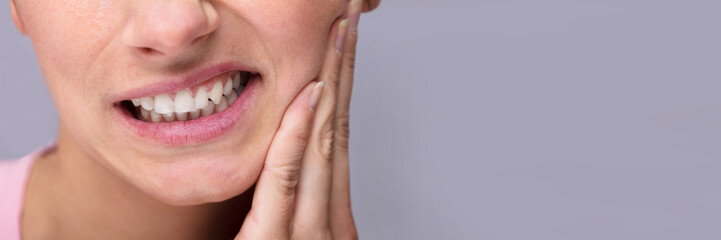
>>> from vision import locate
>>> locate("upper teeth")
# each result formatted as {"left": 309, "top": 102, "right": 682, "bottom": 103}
{"left": 130, "top": 71, "right": 249, "bottom": 122}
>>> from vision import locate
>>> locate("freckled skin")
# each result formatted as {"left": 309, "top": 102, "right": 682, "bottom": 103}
{"left": 13, "top": 0, "right": 344, "bottom": 205}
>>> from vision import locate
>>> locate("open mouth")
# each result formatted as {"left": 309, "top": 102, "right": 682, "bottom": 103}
{"left": 119, "top": 71, "right": 258, "bottom": 123}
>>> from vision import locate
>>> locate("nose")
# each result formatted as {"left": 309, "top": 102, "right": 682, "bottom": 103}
{"left": 122, "top": 0, "right": 219, "bottom": 58}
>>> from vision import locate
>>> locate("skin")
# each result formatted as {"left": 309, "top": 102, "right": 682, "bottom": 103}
{"left": 10, "top": 0, "right": 381, "bottom": 239}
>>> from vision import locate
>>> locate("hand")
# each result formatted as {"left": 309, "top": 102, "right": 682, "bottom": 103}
{"left": 235, "top": 0, "right": 364, "bottom": 239}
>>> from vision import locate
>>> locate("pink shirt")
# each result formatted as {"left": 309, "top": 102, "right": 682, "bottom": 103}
{"left": 0, "top": 146, "right": 52, "bottom": 240}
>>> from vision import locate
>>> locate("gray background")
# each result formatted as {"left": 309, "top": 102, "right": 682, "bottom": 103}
{"left": 2, "top": 0, "right": 720, "bottom": 239}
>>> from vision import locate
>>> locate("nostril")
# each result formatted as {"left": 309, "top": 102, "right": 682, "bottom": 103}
{"left": 139, "top": 47, "right": 154, "bottom": 54}
{"left": 134, "top": 47, "right": 163, "bottom": 57}
{"left": 122, "top": 1, "right": 219, "bottom": 59}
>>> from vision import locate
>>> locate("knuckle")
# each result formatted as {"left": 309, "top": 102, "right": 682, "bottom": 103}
{"left": 342, "top": 51, "right": 356, "bottom": 70}
{"left": 316, "top": 124, "right": 335, "bottom": 161}
{"left": 334, "top": 114, "right": 351, "bottom": 150}
{"left": 268, "top": 161, "right": 301, "bottom": 195}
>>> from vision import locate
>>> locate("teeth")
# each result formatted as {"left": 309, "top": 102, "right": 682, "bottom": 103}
{"left": 162, "top": 112, "right": 175, "bottom": 122}
{"left": 140, "top": 108, "right": 150, "bottom": 120}
{"left": 227, "top": 90, "right": 238, "bottom": 106}
{"left": 176, "top": 112, "right": 188, "bottom": 121}
{"left": 201, "top": 100, "right": 215, "bottom": 117}
{"left": 209, "top": 81, "right": 223, "bottom": 104}
{"left": 194, "top": 88, "right": 209, "bottom": 110}
{"left": 189, "top": 109, "right": 201, "bottom": 120}
{"left": 150, "top": 110, "right": 161, "bottom": 123}
{"left": 140, "top": 97, "right": 154, "bottom": 110}
{"left": 154, "top": 94, "right": 174, "bottom": 114}
{"left": 130, "top": 71, "right": 252, "bottom": 123}
{"left": 223, "top": 76, "right": 234, "bottom": 96}
{"left": 174, "top": 89, "right": 194, "bottom": 113}
{"left": 233, "top": 72, "right": 241, "bottom": 89}
{"left": 216, "top": 96, "right": 228, "bottom": 113}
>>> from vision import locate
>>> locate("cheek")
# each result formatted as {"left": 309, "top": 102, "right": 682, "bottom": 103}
{"left": 22, "top": 0, "right": 119, "bottom": 127}
{"left": 25, "top": 0, "right": 117, "bottom": 81}
{"left": 242, "top": 0, "right": 342, "bottom": 96}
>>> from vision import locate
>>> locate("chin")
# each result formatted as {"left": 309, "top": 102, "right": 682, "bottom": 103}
{"left": 131, "top": 153, "right": 264, "bottom": 206}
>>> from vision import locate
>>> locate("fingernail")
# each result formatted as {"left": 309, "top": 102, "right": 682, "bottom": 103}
{"left": 335, "top": 19, "right": 350, "bottom": 53}
{"left": 309, "top": 81, "right": 326, "bottom": 112}
{"left": 349, "top": 0, "right": 363, "bottom": 33}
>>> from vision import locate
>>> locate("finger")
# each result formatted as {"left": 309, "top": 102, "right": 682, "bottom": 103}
{"left": 330, "top": 0, "right": 363, "bottom": 238}
{"left": 336, "top": 0, "right": 361, "bottom": 127}
{"left": 239, "top": 81, "right": 324, "bottom": 239}
{"left": 291, "top": 18, "right": 349, "bottom": 236}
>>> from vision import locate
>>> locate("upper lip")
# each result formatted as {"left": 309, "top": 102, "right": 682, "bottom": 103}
{"left": 110, "top": 61, "right": 260, "bottom": 103}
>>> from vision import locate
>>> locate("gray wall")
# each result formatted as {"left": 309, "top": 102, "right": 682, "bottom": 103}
{"left": 3, "top": 1, "right": 721, "bottom": 239}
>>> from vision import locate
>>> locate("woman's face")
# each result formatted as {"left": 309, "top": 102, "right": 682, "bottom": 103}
{"left": 12, "top": 0, "right": 345, "bottom": 205}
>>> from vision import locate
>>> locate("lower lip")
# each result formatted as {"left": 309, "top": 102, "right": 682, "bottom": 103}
{"left": 114, "top": 75, "right": 261, "bottom": 146}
